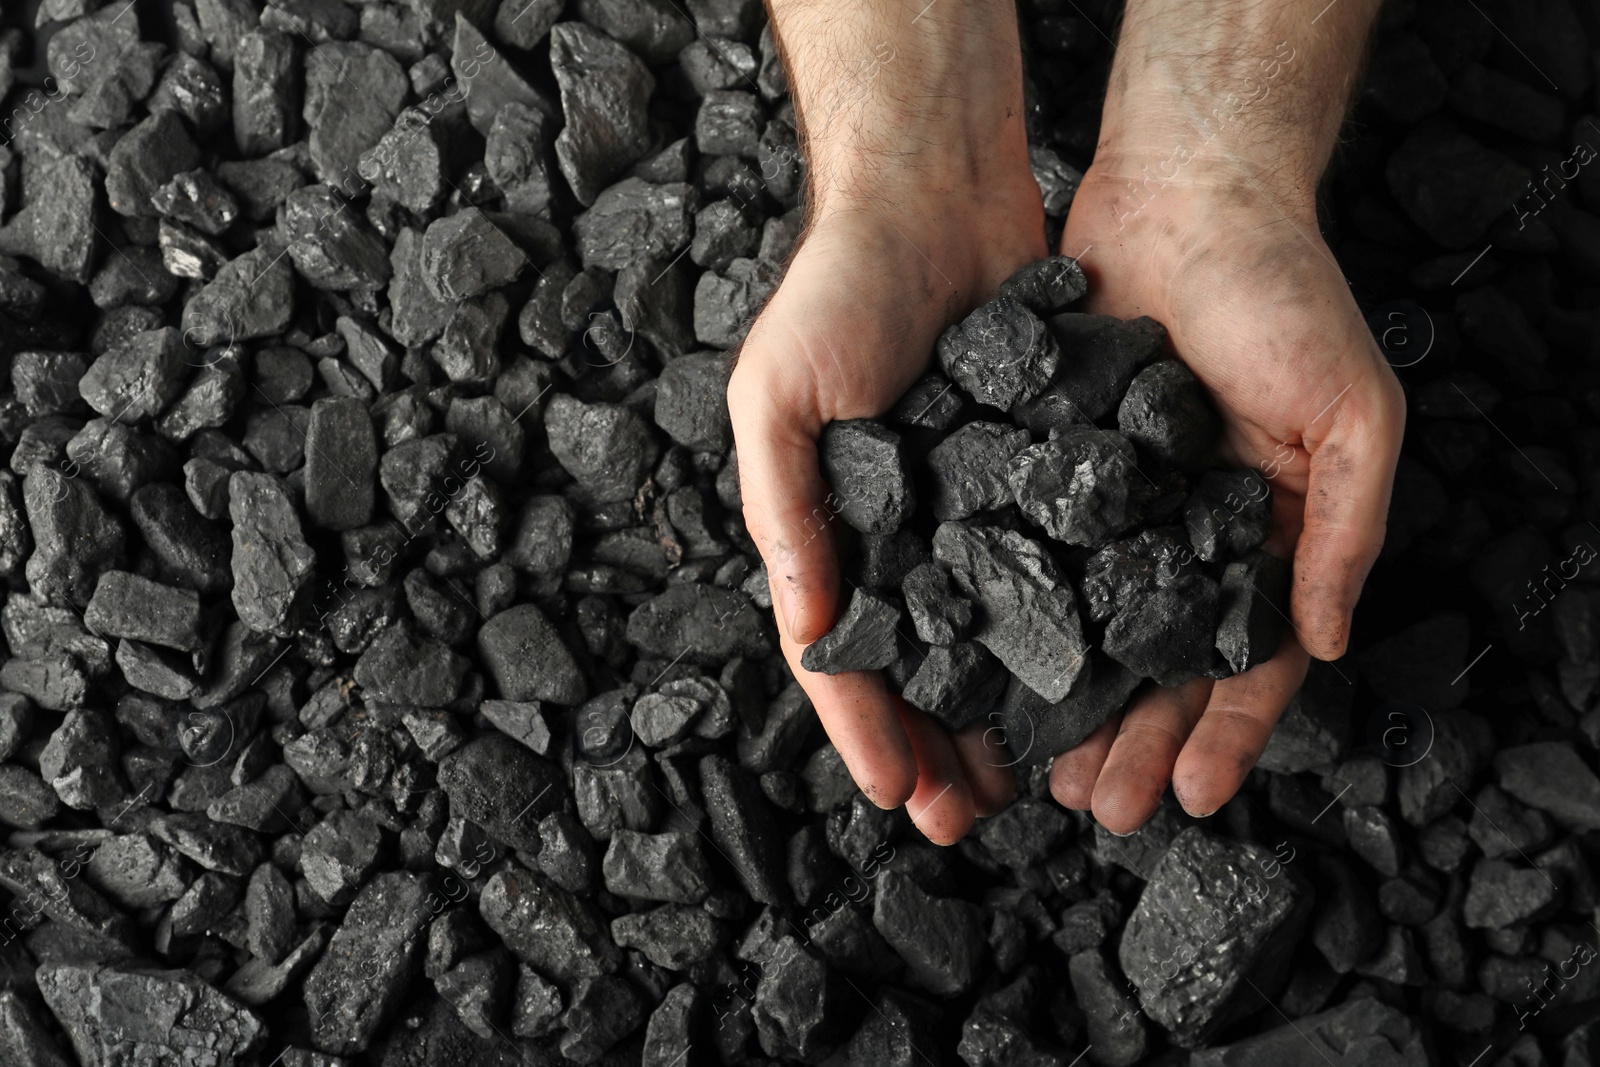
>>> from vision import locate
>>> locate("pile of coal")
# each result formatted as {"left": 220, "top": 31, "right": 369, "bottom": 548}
{"left": 0, "top": 0, "right": 1595, "bottom": 1064}
{"left": 805, "top": 261, "right": 1285, "bottom": 760}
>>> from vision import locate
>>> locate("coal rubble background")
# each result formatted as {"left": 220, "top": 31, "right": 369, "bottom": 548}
{"left": 0, "top": 0, "right": 1595, "bottom": 1063}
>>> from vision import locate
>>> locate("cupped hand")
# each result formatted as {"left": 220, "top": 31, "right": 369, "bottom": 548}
{"left": 729, "top": 179, "right": 1045, "bottom": 843}
{"left": 1049, "top": 164, "right": 1406, "bottom": 832}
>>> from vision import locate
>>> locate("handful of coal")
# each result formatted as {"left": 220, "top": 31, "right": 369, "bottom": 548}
{"left": 803, "top": 257, "right": 1289, "bottom": 763}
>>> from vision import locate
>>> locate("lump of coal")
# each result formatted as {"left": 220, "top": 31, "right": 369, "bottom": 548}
{"left": 1118, "top": 360, "right": 1223, "bottom": 468}
{"left": 819, "top": 420, "right": 915, "bottom": 535}
{"left": 800, "top": 588, "right": 901, "bottom": 675}
{"left": 1103, "top": 573, "right": 1223, "bottom": 687}
{"left": 551, "top": 22, "right": 656, "bottom": 205}
{"left": 39, "top": 962, "right": 264, "bottom": 1066}
{"left": 926, "top": 421, "right": 1030, "bottom": 522}
{"left": 936, "top": 297, "right": 1059, "bottom": 410}
{"left": 1121, "top": 828, "right": 1312, "bottom": 1047}
{"left": 933, "top": 521, "right": 1087, "bottom": 701}
{"left": 229, "top": 472, "right": 315, "bottom": 636}
{"left": 1214, "top": 551, "right": 1291, "bottom": 674}
{"left": 1007, "top": 428, "right": 1138, "bottom": 547}
{"left": 545, "top": 395, "right": 659, "bottom": 503}
{"left": 997, "top": 255, "right": 1087, "bottom": 316}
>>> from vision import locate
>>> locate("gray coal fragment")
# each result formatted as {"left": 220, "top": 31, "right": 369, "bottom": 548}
{"left": 1188, "top": 996, "right": 1429, "bottom": 1067}
{"left": 1493, "top": 741, "right": 1600, "bottom": 831}
{"left": 0, "top": 157, "right": 99, "bottom": 283}
{"left": 999, "top": 653, "right": 1141, "bottom": 766}
{"left": 999, "top": 255, "right": 1088, "bottom": 316}
{"left": 1462, "top": 857, "right": 1558, "bottom": 928}
{"left": 1069, "top": 949, "right": 1150, "bottom": 1067}
{"left": 696, "top": 89, "right": 763, "bottom": 157}
{"left": 233, "top": 29, "right": 298, "bottom": 154}
{"left": 1080, "top": 527, "right": 1198, "bottom": 623}
{"left": 701, "top": 753, "right": 790, "bottom": 905}
{"left": 477, "top": 603, "right": 588, "bottom": 705}
{"left": 612, "top": 906, "right": 719, "bottom": 969}
{"left": 106, "top": 111, "right": 202, "bottom": 217}
{"left": 284, "top": 186, "right": 392, "bottom": 292}
{"left": 932, "top": 521, "right": 1088, "bottom": 701}
{"left": 561, "top": 975, "right": 648, "bottom": 1064}
{"left": 545, "top": 394, "right": 659, "bottom": 502}
{"left": 304, "top": 872, "right": 433, "bottom": 1055}
{"left": 23, "top": 468, "right": 127, "bottom": 606}
{"left": 872, "top": 869, "right": 987, "bottom": 996}
{"left": 694, "top": 256, "right": 779, "bottom": 347}
{"left": 573, "top": 178, "right": 697, "bottom": 271}
{"left": 655, "top": 351, "right": 732, "bottom": 453}
{"left": 153, "top": 170, "right": 239, "bottom": 237}
{"left": 1103, "top": 573, "right": 1223, "bottom": 687}
{"left": 452, "top": 14, "right": 555, "bottom": 137}
{"left": 0, "top": 765, "right": 64, "bottom": 829}
{"left": 926, "top": 421, "right": 1031, "bottom": 522}
{"left": 1183, "top": 469, "right": 1272, "bottom": 562}
{"left": 181, "top": 245, "right": 296, "bottom": 344}
{"left": 1214, "top": 551, "right": 1291, "bottom": 674}
{"left": 84, "top": 571, "right": 201, "bottom": 651}
{"left": 602, "top": 829, "right": 713, "bottom": 903}
{"left": 1016, "top": 314, "right": 1167, "bottom": 432}
{"left": 902, "top": 641, "right": 1007, "bottom": 731}
{"left": 551, "top": 21, "right": 657, "bottom": 205}
{"left": 0, "top": 990, "right": 74, "bottom": 1067}
{"left": 901, "top": 560, "right": 972, "bottom": 645}
{"left": 574, "top": 0, "right": 694, "bottom": 63}
{"left": 801, "top": 588, "right": 901, "bottom": 675}
{"left": 1007, "top": 428, "right": 1138, "bottom": 547}
{"left": 1117, "top": 360, "right": 1223, "bottom": 469}
{"left": 302, "top": 810, "right": 383, "bottom": 906}
{"left": 626, "top": 583, "right": 772, "bottom": 664}
{"left": 485, "top": 102, "right": 557, "bottom": 216}
{"left": 0, "top": 847, "right": 138, "bottom": 950}
{"left": 79, "top": 327, "right": 190, "bottom": 422}
{"left": 229, "top": 472, "right": 315, "bottom": 636}
{"left": 890, "top": 373, "right": 966, "bottom": 431}
{"left": 1256, "top": 661, "right": 1351, "bottom": 774}
{"left": 480, "top": 867, "right": 623, "bottom": 981}
{"left": 304, "top": 397, "right": 377, "bottom": 531}
{"left": 39, "top": 962, "right": 264, "bottom": 1067}
{"left": 421, "top": 207, "right": 528, "bottom": 302}
{"left": 303, "top": 41, "right": 408, "bottom": 184}
{"left": 819, "top": 420, "right": 916, "bottom": 535}
{"left": 1121, "top": 828, "right": 1312, "bottom": 1047}
{"left": 936, "top": 297, "right": 1059, "bottom": 410}
{"left": 439, "top": 734, "right": 566, "bottom": 852}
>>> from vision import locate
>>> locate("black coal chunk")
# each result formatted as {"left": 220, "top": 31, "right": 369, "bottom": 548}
{"left": 106, "top": 111, "right": 202, "bottom": 217}
{"left": 1184, "top": 469, "right": 1272, "bottom": 562}
{"left": 801, "top": 588, "right": 901, "bottom": 674}
{"left": 573, "top": 178, "right": 697, "bottom": 271}
{"left": 932, "top": 521, "right": 1088, "bottom": 701}
{"left": 1494, "top": 741, "right": 1600, "bottom": 831}
{"left": 1007, "top": 428, "right": 1138, "bottom": 546}
{"left": 79, "top": 327, "right": 190, "bottom": 422}
{"left": 545, "top": 394, "right": 659, "bottom": 503}
{"left": 997, "top": 255, "right": 1087, "bottom": 316}
{"left": 477, "top": 603, "right": 587, "bottom": 705}
{"left": 1118, "top": 359, "right": 1223, "bottom": 469}
{"left": 480, "top": 867, "right": 622, "bottom": 981}
{"left": 936, "top": 297, "right": 1059, "bottom": 410}
{"left": 626, "top": 583, "right": 772, "bottom": 664}
{"left": 84, "top": 571, "right": 202, "bottom": 651}
{"left": 229, "top": 472, "right": 315, "bottom": 636}
{"left": 872, "top": 869, "right": 987, "bottom": 996}
{"left": 304, "top": 396, "right": 377, "bottom": 531}
{"left": 1103, "top": 573, "right": 1223, "bottom": 687}
{"left": 1080, "top": 526, "right": 1197, "bottom": 623}
{"left": 701, "top": 753, "right": 789, "bottom": 905}
{"left": 926, "top": 421, "right": 1031, "bottom": 522}
{"left": 998, "top": 652, "right": 1141, "bottom": 766}
{"left": 1120, "top": 828, "right": 1312, "bottom": 1047}
{"left": 902, "top": 640, "right": 1007, "bottom": 730}
{"left": 38, "top": 962, "right": 264, "bottom": 1066}
{"left": 303, "top": 872, "right": 433, "bottom": 1055}
{"left": 819, "top": 420, "right": 915, "bottom": 535}
{"left": 23, "top": 468, "right": 127, "bottom": 605}
{"left": 439, "top": 734, "right": 566, "bottom": 853}
{"left": 551, "top": 21, "right": 656, "bottom": 205}
{"left": 1188, "top": 997, "right": 1427, "bottom": 1066}
{"left": 420, "top": 208, "right": 528, "bottom": 302}
{"left": 1214, "top": 551, "right": 1291, "bottom": 674}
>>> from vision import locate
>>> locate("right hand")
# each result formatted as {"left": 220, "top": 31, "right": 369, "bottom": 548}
{"left": 728, "top": 0, "right": 1043, "bottom": 843}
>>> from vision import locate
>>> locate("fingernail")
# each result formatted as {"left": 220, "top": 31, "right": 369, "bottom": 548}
{"left": 1106, "top": 826, "right": 1138, "bottom": 838}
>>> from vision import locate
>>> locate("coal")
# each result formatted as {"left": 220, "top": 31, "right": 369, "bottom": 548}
{"left": 0, "top": 2, "right": 1588, "bottom": 1062}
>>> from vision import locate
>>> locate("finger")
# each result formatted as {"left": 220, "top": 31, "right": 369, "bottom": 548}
{"left": 1173, "top": 633, "right": 1311, "bottom": 817}
{"left": 1091, "top": 678, "right": 1213, "bottom": 835}
{"left": 727, "top": 359, "right": 840, "bottom": 648}
{"left": 1293, "top": 369, "right": 1405, "bottom": 659}
{"left": 951, "top": 721, "right": 1015, "bottom": 817}
{"left": 1049, "top": 711, "right": 1122, "bottom": 811}
{"left": 898, "top": 703, "right": 976, "bottom": 845}
{"left": 775, "top": 629, "right": 917, "bottom": 810}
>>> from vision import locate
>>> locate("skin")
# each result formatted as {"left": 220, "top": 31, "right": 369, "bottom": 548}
{"left": 729, "top": 0, "right": 1405, "bottom": 843}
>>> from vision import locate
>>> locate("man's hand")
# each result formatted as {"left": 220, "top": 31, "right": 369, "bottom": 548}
{"left": 1048, "top": 0, "right": 1405, "bottom": 831}
{"left": 728, "top": 0, "right": 1042, "bottom": 843}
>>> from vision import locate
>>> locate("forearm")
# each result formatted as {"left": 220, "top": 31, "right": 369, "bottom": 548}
{"left": 767, "top": 0, "right": 1032, "bottom": 212}
{"left": 1097, "top": 0, "right": 1384, "bottom": 210}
